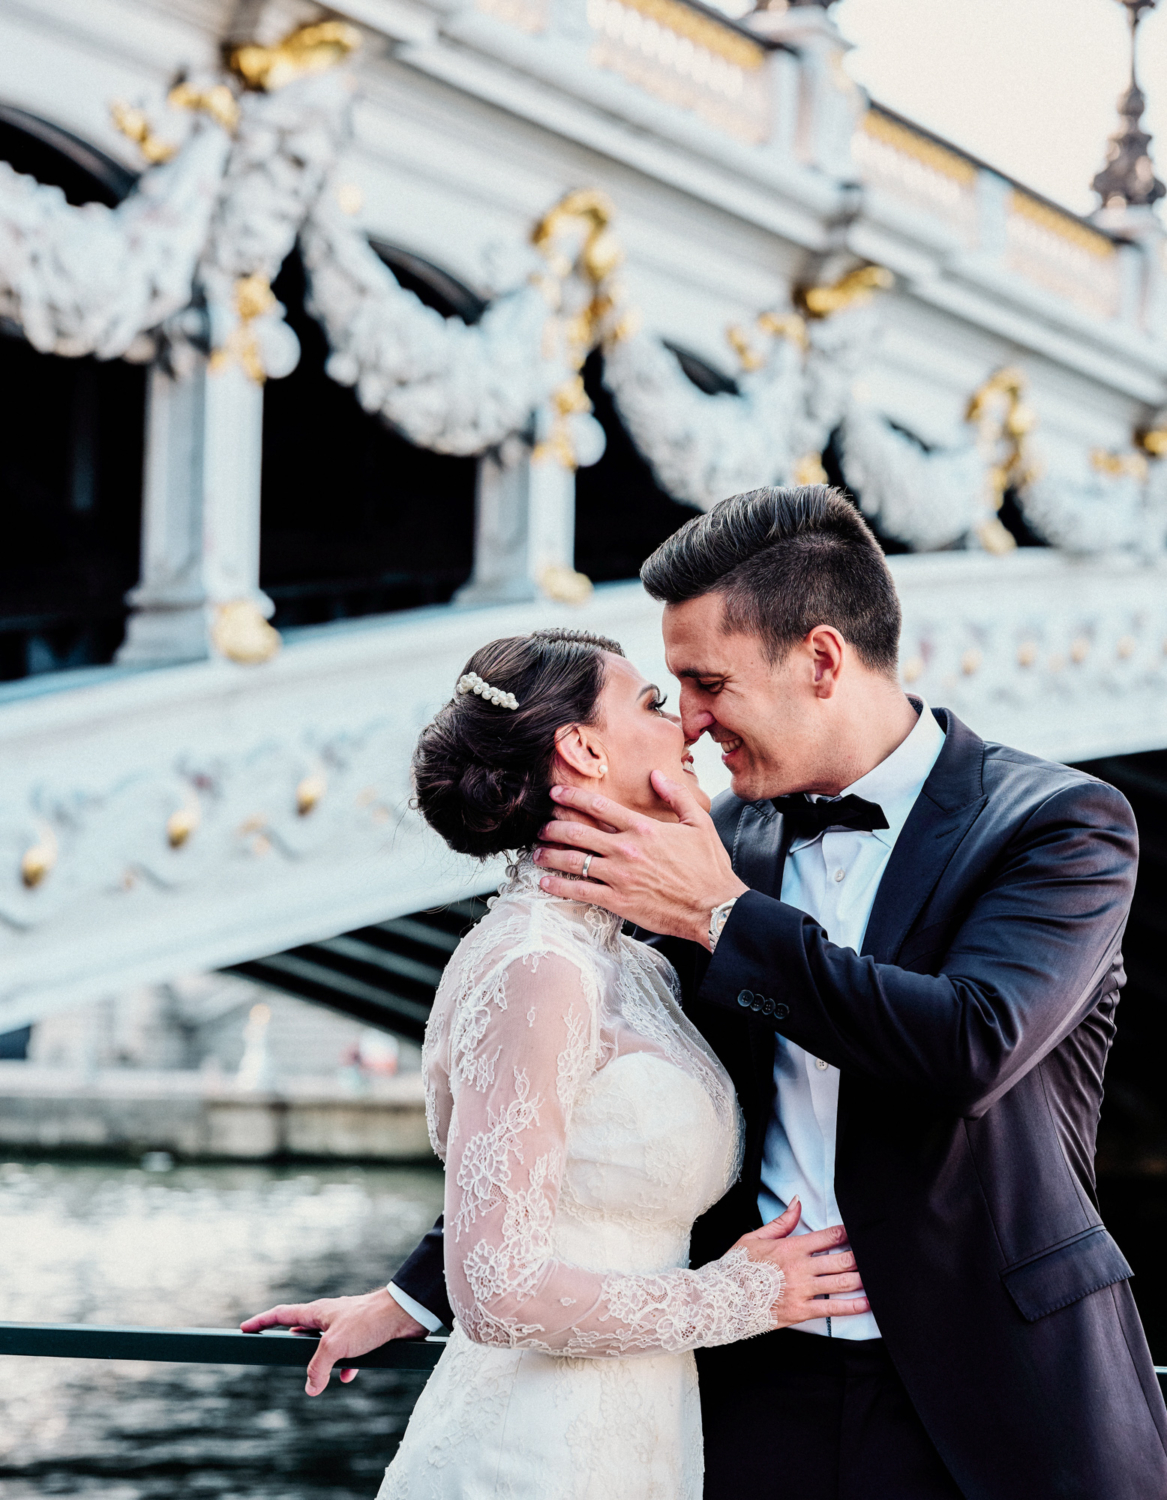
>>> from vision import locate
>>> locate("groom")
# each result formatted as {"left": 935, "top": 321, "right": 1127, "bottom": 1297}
{"left": 525, "top": 485, "right": 1167, "bottom": 1499}
{"left": 315, "top": 485, "right": 1165, "bottom": 1498}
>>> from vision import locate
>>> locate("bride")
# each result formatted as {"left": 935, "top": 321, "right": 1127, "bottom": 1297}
{"left": 243, "top": 627, "right": 869, "bottom": 1498}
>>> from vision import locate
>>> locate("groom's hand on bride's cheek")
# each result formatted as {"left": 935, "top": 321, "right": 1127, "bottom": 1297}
{"left": 534, "top": 773, "right": 747, "bottom": 944}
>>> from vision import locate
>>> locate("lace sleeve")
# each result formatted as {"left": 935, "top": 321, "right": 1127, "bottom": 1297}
{"left": 443, "top": 952, "right": 784, "bottom": 1356}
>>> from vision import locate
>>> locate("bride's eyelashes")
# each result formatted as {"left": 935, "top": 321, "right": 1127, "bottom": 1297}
{"left": 649, "top": 692, "right": 669, "bottom": 714}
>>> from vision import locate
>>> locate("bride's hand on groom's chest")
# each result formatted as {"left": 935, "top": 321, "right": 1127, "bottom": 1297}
{"left": 532, "top": 773, "right": 748, "bottom": 946}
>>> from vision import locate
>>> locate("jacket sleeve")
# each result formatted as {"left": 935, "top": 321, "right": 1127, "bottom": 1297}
{"left": 391, "top": 1215, "right": 453, "bottom": 1329}
{"left": 700, "top": 779, "right": 1137, "bottom": 1119}
{"left": 443, "top": 951, "right": 784, "bottom": 1355}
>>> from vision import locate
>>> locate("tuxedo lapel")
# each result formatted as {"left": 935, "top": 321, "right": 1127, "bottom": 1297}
{"left": 861, "top": 708, "right": 988, "bottom": 964}
{"left": 729, "top": 800, "right": 788, "bottom": 897}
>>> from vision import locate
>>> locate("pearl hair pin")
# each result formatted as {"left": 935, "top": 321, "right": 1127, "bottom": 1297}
{"left": 457, "top": 671, "right": 520, "bottom": 710}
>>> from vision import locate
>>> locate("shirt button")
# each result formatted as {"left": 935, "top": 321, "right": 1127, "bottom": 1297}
{"left": 815, "top": 1058, "right": 829, "bottom": 1071}
{"left": 833, "top": 868, "right": 846, "bottom": 882}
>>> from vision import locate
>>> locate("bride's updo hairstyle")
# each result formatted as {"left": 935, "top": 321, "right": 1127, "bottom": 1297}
{"left": 413, "top": 627, "right": 625, "bottom": 858}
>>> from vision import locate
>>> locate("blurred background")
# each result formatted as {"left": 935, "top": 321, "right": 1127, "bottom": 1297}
{"left": 1, "top": 0, "right": 1166, "bottom": 1491}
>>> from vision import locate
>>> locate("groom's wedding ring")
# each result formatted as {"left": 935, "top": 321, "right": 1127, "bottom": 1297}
{"left": 581, "top": 853, "right": 593, "bottom": 879}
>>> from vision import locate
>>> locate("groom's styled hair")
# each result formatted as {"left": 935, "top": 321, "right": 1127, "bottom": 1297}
{"left": 640, "top": 485, "right": 901, "bottom": 676}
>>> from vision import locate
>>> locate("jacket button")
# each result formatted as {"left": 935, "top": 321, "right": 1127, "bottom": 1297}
{"left": 762, "top": 998, "right": 775, "bottom": 1016}
{"left": 773, "top": 1002, "right": 790, "bottom": 1020}
{"left": 751, "top": 997, "right": 764, "bottom": 1013}
{"left": 737, "top": 990, "right": 753, "bottom": 1008}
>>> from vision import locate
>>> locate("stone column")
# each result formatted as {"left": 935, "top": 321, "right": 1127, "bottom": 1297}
{"left": 118, "top": 358, "right": 279, "bottom": 666}
{"left": 454, "top": 421, "right": 585, "bottom": 607}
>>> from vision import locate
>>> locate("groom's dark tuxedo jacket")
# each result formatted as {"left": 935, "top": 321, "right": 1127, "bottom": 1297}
{"left": 394, "top": 708, "right": 1167, "bottom": 1499}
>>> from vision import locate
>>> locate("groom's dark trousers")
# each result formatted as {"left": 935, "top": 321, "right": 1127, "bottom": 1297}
{"left": 392, "top": 708, "right": 1167, "bottom": 1499}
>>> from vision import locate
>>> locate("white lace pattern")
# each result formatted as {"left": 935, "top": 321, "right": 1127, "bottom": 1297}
{"left": 380, "top": 859, "right": 783, "bottom": 1499}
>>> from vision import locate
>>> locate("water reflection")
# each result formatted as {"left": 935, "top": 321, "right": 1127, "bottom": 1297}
{"left": 0, "top": 1159, "right": 444, "bottom": 1498}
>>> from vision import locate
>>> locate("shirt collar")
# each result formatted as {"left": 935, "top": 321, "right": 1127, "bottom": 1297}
{"left": 791, "top": 698, "right": 945, "bottom": 851}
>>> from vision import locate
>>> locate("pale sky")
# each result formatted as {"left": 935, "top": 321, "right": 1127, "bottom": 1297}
{"left": 833, "top": 0, "right": 1167, "bottom": 216}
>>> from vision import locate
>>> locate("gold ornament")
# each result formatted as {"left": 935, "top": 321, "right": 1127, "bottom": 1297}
{"left": 229, "top": 21, "right": 362, "bottom": 93}
{"left": 296, "top": 773, "right": 327, "bottom": 816}
{"left": 210, "top": 600, "right": 281, "bottom": 664}
{"left": 166, "top": 803, "right": 200, "bottom": 848}
{"left": 792, "top": 452, "right": 828, "bottom": 486}
{"left": 209, "top": 274, "right": 278, "bottom": 384}
{"left": 539, "top": 564, "right": 594, "bottom": 604}
{"left": 965, "top": 366, "right": 1043, "bottom": 554}
{"left": 167, "top": 82, "right": 240, "bottom": 133}
{"left": 109, "top": 102, "right": 176, "bottom": 164}
{"left": 530, "top": 189, "right": 625, "bottom": 470}
{"left": 1090, "top": 448, "right": 1148, "bottom": 482}
{"left": 20, "top": 826, "right": 57, "bottom": 889}
{"left": 797, "top": 265, "right": 894, "bottom": 320}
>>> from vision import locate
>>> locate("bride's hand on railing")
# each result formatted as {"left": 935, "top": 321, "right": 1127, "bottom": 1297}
{"left": 731, "top": 1198, "right": 870, "bottom": 1327}
{"left": 240, "top": 1288, "right": 426, "bottom": 1396}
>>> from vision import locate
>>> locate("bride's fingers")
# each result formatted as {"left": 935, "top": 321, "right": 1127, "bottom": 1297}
{"left": 752, "top": 1198, "right": 801, "bottom": 1239}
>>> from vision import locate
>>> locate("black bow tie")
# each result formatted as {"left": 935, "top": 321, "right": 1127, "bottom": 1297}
{"left": 771, "top": 794, "right": 889, "bottom": 841}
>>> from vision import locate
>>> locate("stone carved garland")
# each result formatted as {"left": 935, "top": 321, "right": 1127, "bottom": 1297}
{"left": 0, "top": 25, "right": 1161, "bottom": 552}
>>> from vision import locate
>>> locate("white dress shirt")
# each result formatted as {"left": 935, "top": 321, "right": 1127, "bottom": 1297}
{"left": 757, "top": 699, "right": 945, "bottom": 1340}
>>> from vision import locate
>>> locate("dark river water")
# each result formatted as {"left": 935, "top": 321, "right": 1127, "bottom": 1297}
{"left": 0, "top": 1159, "right": 444, "bottom": 1500}
{"left": 0, "top": 1159, "right": 1161, "bottom": 1498}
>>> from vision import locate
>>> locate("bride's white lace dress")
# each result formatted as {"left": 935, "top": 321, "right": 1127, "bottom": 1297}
{"left": 378, "top": 860, "right": 784, "bottom": 1500}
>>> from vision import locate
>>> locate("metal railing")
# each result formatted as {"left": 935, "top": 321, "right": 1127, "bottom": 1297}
{"left": 0, "top": 1321, "right": 445, "bottom": 1369}
{"left": 1, "top": 1321, "right": 1162, "bottom": 1394}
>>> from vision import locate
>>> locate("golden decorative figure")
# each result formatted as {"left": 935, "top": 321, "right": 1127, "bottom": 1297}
{"left": 900, "top": 656, "right": 924, "bottom": 684}
{"left": 725, "top": 324, "right": 765, "bottom": 373}
{"left": 1071, "top": 636, "right": 1091, "bottom": 664}
{"left": 20, "top": 826, "right": 57, "bottom": 889}
{"left": 792, "top": 452, "right": 828, "bottom": 487}
{"left": 229, "top": 21, "right": 362, "bottom": 93}
{"left": 167, "top": 81, "right": 240, "bottom": 133}
{"left": 756, "top": 310, "right": 809, "bottom": 351}
{"left": 166, "top": 803, "right": 200, "bottom": 848}
{"left": 966, "top": 366, "right": 1042, "bottom": 555}
{"left": 210, "top": 600, "right": 282, "bottom": 664}
{"left": 1117, "top": 635, "right": 1137, "bottom": 659}
{"left": 960, "top": 647, "right": 982, "bottom": 676}
{"left": 109, "top": 102, "right": 177, "bottom": 164}
{"left": 1138, "top": 424, "right": 1167, "bottom": 457}
{"left": 1017, "top": 641, "right": 1038, "bottom": 668}
{"left": 539, "top": 564, "right": 594, "bottom": 604}
{"left": 296, "top": 773, "right": 327, "bottom": 817}
{"left": 530, "top": 189, "right": 624, "bottom": 469}
{"left": 1091, "top": 448, "right": 1149, "bottom": 482}
{"left": 209, "top": 274, "right": 278, "bottom": 384}
{"left": 797, "top": 265, "right": 894, "bottom": 320}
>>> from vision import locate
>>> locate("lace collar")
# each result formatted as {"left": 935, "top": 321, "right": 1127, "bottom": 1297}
{"left": 496, "top": 855, "right": 624, "bottom": 950}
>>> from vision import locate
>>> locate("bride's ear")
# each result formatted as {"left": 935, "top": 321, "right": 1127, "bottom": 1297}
{"left": 553, "top": 724, "right": 608, "bottom": 784}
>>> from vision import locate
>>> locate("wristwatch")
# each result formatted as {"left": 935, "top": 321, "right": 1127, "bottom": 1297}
{"left": 708, "top": 898, "right": 738, "bottom": 953}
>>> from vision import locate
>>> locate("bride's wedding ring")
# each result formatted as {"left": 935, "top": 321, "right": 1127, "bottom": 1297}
{"left": 581, "top": 853, "right": 593, "bottom": 879}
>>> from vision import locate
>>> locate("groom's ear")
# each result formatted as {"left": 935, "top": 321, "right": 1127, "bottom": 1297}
{"left": 553, "top": 725, "right": 607, "bottom": 782}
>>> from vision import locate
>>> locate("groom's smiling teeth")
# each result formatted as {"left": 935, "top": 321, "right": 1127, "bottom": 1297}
{"left": 717, "top": 734, "right": 744, "bottom": 762}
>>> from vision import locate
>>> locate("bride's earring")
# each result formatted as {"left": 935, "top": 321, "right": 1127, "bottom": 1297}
{"left": 598, "top": 764, "right": 608, "bottom": 778}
